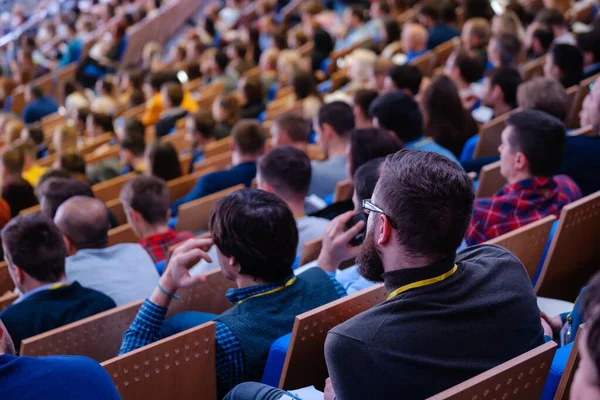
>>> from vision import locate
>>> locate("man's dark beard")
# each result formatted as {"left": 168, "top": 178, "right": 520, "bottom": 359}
{"left": 356, "top": 228, "right": 385, "bottom": 283}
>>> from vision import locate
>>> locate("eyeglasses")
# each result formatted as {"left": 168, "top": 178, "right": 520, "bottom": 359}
{"left": 362, "top": 199, "right": 397, "bottom": 229}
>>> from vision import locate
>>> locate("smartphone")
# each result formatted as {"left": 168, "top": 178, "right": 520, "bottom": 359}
{"left": 345, "top": 212, "right": 367, "bottom": 247}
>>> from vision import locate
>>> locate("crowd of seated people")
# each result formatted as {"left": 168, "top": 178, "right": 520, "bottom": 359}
{"left": 0, "top": 0, "right": 599, "bottom": 399}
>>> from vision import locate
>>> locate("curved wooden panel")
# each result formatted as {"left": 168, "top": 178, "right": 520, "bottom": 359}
{"left": 299, "top": 237, "right": 323, "bottom": 267}
{"left": 474, "top": 112, "right": 512, "bottom": 159}
{"left": 476, "top": 161, "right": 506, "bottom": 199}
{"left": 0, "top": 261, "right": 14, "bottom": 296}
{"left": 93, "top": 173, "right": 136, "bottom": 203}
{"left": 167, "top": 167, "right": 216, "bottom": 203}
{"left": 108, "top": 224, "right": 138, "bottom": 247}
{"left": 0, "top": 291, "right": 18, "bottom": 312}
{"left": 333, "top": 179, "right": 354, "bottom": 203}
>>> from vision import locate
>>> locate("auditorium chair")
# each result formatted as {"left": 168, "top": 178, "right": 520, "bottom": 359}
{"left": 107, "top": 223, "right": 138, "bottom": 246}
{"left": 194, "top": 151, "right": 232, "bottom": 172}
{"left": 475, "top": 161, "right": 506, "bottom": 198}
{"left": 553, "top": 325, "right": 583, "bottom": 400}
{"left": 473, "top": 110, "right": 515, "bottom": 159}
{"left": 167, "top": 167, "right": 216, "bottom": 203}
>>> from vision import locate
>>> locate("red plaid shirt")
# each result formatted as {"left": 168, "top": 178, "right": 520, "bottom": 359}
{"left": 139, "top": 229, "right": 195, "bottom": 263}
{"left": 466, "top": 175, "right": 582, "bottom": 245}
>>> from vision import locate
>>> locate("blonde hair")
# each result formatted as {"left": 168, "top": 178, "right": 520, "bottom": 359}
{"left": 492, "top": 11, "right": 525, "bottom": 39}
{"left": 347, "top": 48, "right": 378, "bottom": 84}
{"left": 260, "top": 48, "right": 280, "bottom": 71}
{"left": 464, "top": 18, "right": 491, "bottom": 45}
{"left": 5, "top": 119, "right": 24, "bottom": 144}
{"left": 53, "top": 124, "right": 79, "bottom": 155}
{"left": 215, "top": 94, "right": 241, "bottom": 125}
{"left": 277, "top": 50, "right": 302, "bottom": 85}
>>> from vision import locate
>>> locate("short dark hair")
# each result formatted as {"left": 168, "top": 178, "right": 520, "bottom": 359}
{"left": 59, "top": 152, "right": 86, "bottom": 175}
{"left": 36, "top": 168, "right": 73, "bottom": 191}
{"left": 1, "top": 213, "right": 66, "bottom": 282}
{"left": 388, "top": 64, "right": 423, "bottom": 96}
{"left": 349, "top": 6, "right": 367, "bottom": 23}
{"left": 147, "top": 142, "right": 182, "bottom": 181}
{"left": 163, "top": 82, "right": 184, "bottom": 107}
{"left": 349, "top": 128, "right": 404, "bottom": 177}
{"left": 209, "top": 189, "right": 298, "bottom": 282}
{"left": 2, "top": 149, "right": 23, "bottom": 175}
{"left": 354, "top": 157, "right": 385, "bottom": 201}
{"left": 190, "top": 110, "right": 216, "bottom": 139}
{"left": 233, "top": 40, "right": 247, "bottom": 59}
{"left": 577, "top": 30, "right": 600, "bottom": 64}
{"left": 232, "top": 120, "right": 267, "bottom": 155}
{"left": 420, "top": 2, "right": 440, "bottom": 21}
{"left": 292, "top": 70, "right": 318, "bottom": 100}
{"left": 273, "top": 113, "right": 310, "bottom": 143}
{"left": 243, "top": 77, "right": 265, "bottom": 103}
{"left": 26, "top": 125, "right": 44, "bottom": 146}
{"left": 488, "top": 67, "right": 521, "bottom": 107}
{"left": 532, "top": 27, "right": 554, "bottom": 53}
{"left": 453, "top": 49, "right": 486, "bottom": 83}
{"left": 317, "top": 101, "right": 355, "bottom": 137}
{"left": 369, "top": 91, "right": 424, "bottom": 143}
{"left": 493, "top": 33, "right": 522, "bottom": 67}
{"left": 376, "top": 150, "right": 474, "bottom": 257}
{"left": 258, "top": 146, "right": 312, "bottom": 200}
{"left": 536, "top": 8, "right": 567, "bottom": 28}
{"left": 551, "top": 44, "right": 584, "bottom": 88}
{"left": 353, "top": 89, "right": 379, "bottom": 117}
{"left": 120, "top": 175, "right": 170, "bottom": 225}
{"left": 90, "top": 112, "right": 114, "bottom": 133}
{"left": 215, "top": 51, "right": 229, "bottom": 72}
{"left": 37, "top": 177, "right": 95, "bottom": 218}
{"left": 148, "top": 71, "right": 172, "bottom": 92}
{"left": 29, "top": 85, "right": 45, "bottom": 99}
{"left": 506, "top": 110, "right": 566, "bottom": 176}
{"left": 99, "top": 77, "right": 114, "bottom": 95}
{"left": 120, "top": 131, "right": 146, "bottom": 157}
{"left": 123, "top": 117, "right": 145, "bottom": 139}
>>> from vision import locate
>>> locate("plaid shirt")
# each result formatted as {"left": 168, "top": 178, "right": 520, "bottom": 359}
{"left": 139, "top": 230, "right": 195, "bottom": 263}
{"left": 118, "top": 273, "right": 346, "bottom": 396}
{"left": 466, "top": 175, "right": 582, "bottom": 245}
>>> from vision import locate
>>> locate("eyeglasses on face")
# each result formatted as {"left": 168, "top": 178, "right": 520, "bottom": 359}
{"left": 361, "top": 199, "right": 397, "bottom": 229}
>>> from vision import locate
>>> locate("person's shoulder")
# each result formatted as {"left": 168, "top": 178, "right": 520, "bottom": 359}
{"left": 457, "top": 244, "right": 524, "bottom": 274}
{"left": 110, "top": 243, "right": 156, "bottom": 263}
{"left": 74, "top": 283, "right": 117, "bottom": 306}
{"left": 553, "top": 175, "right": 582, "bottom": 199}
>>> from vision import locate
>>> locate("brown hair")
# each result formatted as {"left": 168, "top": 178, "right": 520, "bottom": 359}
{"left": 517, "top": 77, "right": 568, "bottom": 121}
{"left": 1, "top": 148, "right": 24, "bottom": 175}
{"left": 216, "top": 94, "right": 241, "bottom": 126}
{"left": 232, "top": 120, "right": 267, "bottom": 155}
{"left": 273, "top": 113, "right": 310, "bottom": 143}
{"left": 120, "top": 175, "right": 170, "bottom": 225}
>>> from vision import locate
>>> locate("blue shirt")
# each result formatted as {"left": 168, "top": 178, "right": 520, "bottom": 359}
{"left": 118, "top": 274, "right": 346, "bottom": 395}
{"left": 406, "top": 49, "right": 429, "bottom": 63}
{"left": 427, "top": 24, "right": 460, "bottom": 50}
{"left": 335, "top": 24, "right": 372, "bottom": 51}
{"left": 171, "top": 162, "right": 257, "bottom": 216}
{"left": 22, "top": 96, "right": 59, "bottom": 124}
{"left": 407, "top": 136, "right": 462, "bottom": 167}
{"left": 0, "top": 354, "right": 121, "bottom": 400}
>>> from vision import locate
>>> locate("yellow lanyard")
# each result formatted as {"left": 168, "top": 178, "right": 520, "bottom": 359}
{"left": 49, "top": 283, "right": 69, "bottom": 290}
{"left": 386, "top": 264, "right": 458, "bottom": 300}
{"left": 236, "top": 276, "right": 297, "bottom": 305}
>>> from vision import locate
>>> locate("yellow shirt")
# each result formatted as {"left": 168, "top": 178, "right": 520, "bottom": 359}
{"left": 22, "top": 164, "right": 49, "bottom": 187}
{"left": 141, "top": 92, "right": 199, "bottom": 126}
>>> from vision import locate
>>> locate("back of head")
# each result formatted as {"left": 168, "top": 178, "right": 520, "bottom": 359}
{"left": 494, "top": 33, "right": 522, "bottom": 67}
{"left": 232, "top": 120, "right": 266, "bottom": 155}
{"left": 349, "top": 128, "right": 404, "bottom": 177}
{"left": 1, "top": 213, "right": 66, "bottom": 282}
{"left": 532, "top": 27, "right": 554, "bottom": 52}
{"left": 577, "top": 30, "right": 600, "bottom": 64}
{"left": 517, "top": 77, "right": 568, "bottom": 120}
{"left": 353, "top": 89, "right": 379, "bottom": 118}
{"left": 551, "top": 44, "right": 584, "bottom": 88}
{"left": 54, "top": 196, "right": 110, "bottom": 250}
{"left": 465, "top": 17, "right": 491, "bottom": 44}
{"left": 402, "top": 22, "right": 429, "bottom": 51}
{"left": 120, "top": 175, "right": 169, "bottom": 225}
{"left": 292, "top": 69, "right": 317, "bottom": 100}
{"left": 453, "top": 49, "right": 486, "bottom": 83}
{"left": 91, "top": 112, "right": 114, "bottom": 133}
{"left": 369, "top": 91, "right": 424, "bottom": 143}
{"left": 164, "top": 82, "right": 184, "bottom": 107}
{"left": 120, "top": 131, "right": 146, "bottom": 158}
{"left": 488, "top": 67, "right": 522, "bottom": 107}
{"left": 26, "top": 125, "right": 44, "bottom": 146}
{"left": 53, "top": 124, "right": 78, "bottom": 155}
{"left": 1, "top": 148, "right": 24, "bottom": 176}
{"left": 147, "top": 142, "right": 182, "bottom": 181}
{"left": 210, "top": 189, "right": 298, "bottom": 282}
{"left": 29, "top": 85, "right": 45, "bottom": 99}
{"left": 59, "top": 152, "right": 86, "bottom": 176}
{"left": 37, "top": 177, "right": 95, "bottom": 218}
{"left": 388, "top": 65, "right": 423, "bottom": 96}
{"left": 215, "top": 50, "right": 230, "bottom": 72}
{"left": 190, "top": 110, "right": 216, "bottom": 139}
{"left": 149, "top": 71, "right": 171, "bottom": 92}
{"left": 317, "top": 101, "right": 355, "bottom": 138}
{"left": 258, "top": 146, "right": 312, "bottom": 201}
{"left": 376, "top": 150, "right": 474, "bottom": 258}
{"left": 354, "top": 157, "right": 385, "bottom": 202}
{"left": 123, "top": 117, "right": 146, "bottom": 139}
{"left": 536, "top": 8, "right": 566, "bottom": 28}
{"left": 273, "top": 113, "right": 310, "bottom": 144}
{"left": 464, "top": 0, "right": 495, "bottom": 21}
{"left": 506, "top": 109, "right": 566, "bottom": 176}
{"left": 243, "top": 77, "right": 265, "bottom": 104}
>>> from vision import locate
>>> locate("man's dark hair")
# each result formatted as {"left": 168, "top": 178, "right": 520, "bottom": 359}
{"left": 232, "top": 120, "right": 266, "bottom": 155}
{"left": 376, "top": 150, "right": 474, "bottom": 257}
{"left": 1, "top": 213, "right": 66, "bottom": 282}
{"left": 209, "top": 189, "right": 298, "bottom": 282}
{"left": 532, "top": 27, "right": 554, "bottom": 53}
{"left": 420, "top": 2, "right": 440, "bottom": 22}
{"left": 551, "top": 44, "right": 584, "bottom": 88}
{"left": 233, "top": 40, "right": 247, "bottom": 59}
{"left": 349, "top": 6, "right": 367, "bottom": 23}
{"left": 388, "top": 65, "right": 423, "bottom": 96}
{"left": 215, "top": 51, "right": 230, "bottom": 72}
{"left": 123, "top": 117, "right": 146, "bottom": 139}
{"left": 353, "top": 89, "right": 379, "bottom": 118}
{"left": 36, "top": 169, "right": 73, "bottom": 191}
{"left": 506, "top": 110, "right": 566, "bottom": 176}
{"left": 100, "top": 78, "right": 114, "bottom": 95}
{"left": 258, "top": 146, "right": 312, "bottom": 201}
{"left": 453, "top": 49, "right": 486, "bottom": 83}
{"left": 91, "top": 112, "right": 114, "bottom": 133}
{"left": 536, "top": 8, "right": 568, "bottom": 28}
{"left": 354, "top": 157, "right": 385, "bottom": 201}
{"left": 493, "top": 33, "right": 522, "bottom": 67}
{"left": 120, "top": 175, "right": 170, "bottom": 225}
{"left": 163, "top": 82, "right": 184, "bottom": 107}
{"left": 29, "top": 85, "right": 45, "bottom": 99}
{"left": 1, "top": 149, "right": 24, "bottom": 175}
{"left": 190, "top": 110, "right": 216, "bottom": 139}
{"left": 120, "top": 131, "right": 146, "bottom": 157}
{"left": 369, "top": 91, "right": 424, "bottom": 143}
{"left": 578, "top": 30, "right": 600, "bottom": 64}
{"left": 37, "top": 177, "right": 95, "bottom": 218}
{"left": 273, "top": 113, "right": 310, "bottom": 143}
{"left": 243, "top": 77, "right": 264, "bottom": 104}
{"left": 26, "top": 125, "right": 44, "bottom": 146}
{"left": 148, "top": 71, "right": 172, "bottom": 92}
{"left": 317, "top": 101, "right": 355, "bottom": 138}
{"left": 488, "top": 67, "right": 521, "bottom": 107}
{"left": 60, "top": 153, "right": 86, "bottom": 175}
{"left": 349, "top": 128, "right": 404, "bottom": 177}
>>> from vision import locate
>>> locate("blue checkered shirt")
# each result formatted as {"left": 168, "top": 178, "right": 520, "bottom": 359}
{"left": 119, "top": 274, "right": 346, "bottom": 396}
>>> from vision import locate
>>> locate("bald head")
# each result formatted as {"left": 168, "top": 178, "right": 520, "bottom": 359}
{"left": 54, "top": 196, "right": 110, "bottom": 250}
{"left": 402, "top": 23, "right": 428, "bottom": 53}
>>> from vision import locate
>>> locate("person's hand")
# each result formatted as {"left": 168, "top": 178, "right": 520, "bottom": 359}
{"left": 160, "top": 238, "right": 214, "bottom": 293}
{"left": 540, "top": 312, "right": 564, "bottom": 337}
{"left": 324, "top": 378, "right": 336, "bottom": 400}
{"left": 317, "top": 211, "right": 365, "bottom": 273}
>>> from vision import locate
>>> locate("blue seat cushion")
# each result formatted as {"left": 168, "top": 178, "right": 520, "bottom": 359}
{"left": 260, "top": 333, "right": 293, "bottom": 387}
{"left": 541, "top": 342, "right": 574, "bottom": 400}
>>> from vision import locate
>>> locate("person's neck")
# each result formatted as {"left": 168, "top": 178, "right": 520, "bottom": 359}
{"left": 507, "top": 171, "right": 532, "bottom": 185}
{"left": 22, "top": 274, "right": 67, "bottom": 294}
{"left": 383, "top": 249, "right": 447, "bottom": 273}
{"left": 494, "top": 102, "right": 514, "bottom": 117}
{"left": 139, "top": 222, "right": 171, "bottom": 240}
{"left": 457, "top": 79, "right": 471, "bottom": 90}
{"left": 235, "top": 274, "right": 269, "bottom": 289}
{"left": 231, "top": 152, "right": 260, "bottom": 166}
{"left": 286, "top": 198, "right": 306, "bottom": 216}
{"left": 3, "top": 173, "right": 21, "bottom": 184}
{"left": 327, "top": 138, "right": 348, "bottom": 158}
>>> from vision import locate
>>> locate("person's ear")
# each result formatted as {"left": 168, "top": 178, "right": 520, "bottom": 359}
{"left": 229, "top": 255, "right": 242, "bottom": 275}
{"left": 514, "top": 151, "right": 528, "bottom": 172}
{"left": 13, "top": 265, "right": 25, "bottom": 287}
{"left": 376, "top": 214, "right": 393, "bottom": 246}
{"left": 322, "top": 123, "right": 335, "bottom": 141}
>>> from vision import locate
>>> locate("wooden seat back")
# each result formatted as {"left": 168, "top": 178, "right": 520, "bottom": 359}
{"left": 107, "top": 223, "right": 138, "bottom": 247}
{"left": 409, "top": 51, "right": 436, "bottom": 77}
{"left": 20, "top": 300, "right": 143, "bottom": 361}
{"left": 0, "top": 291, "right": 18, "bottom": 312}
{"left": 487, "top": 215, "right": 556, "bottom": 282}
{"left": 106, "top": 198, "right": 127, "bottom": 226}
{"left": 85, "top": 146, "right": 120, "bottom": 165}
{"left": 426, "top": 341, "right": 557, "bottom": 400}
{"left": 473, "top": 111, "right": 513, "bottom": 159}
{"left": 196, "top": 81, "right": 225, "bottom": 110}
{"left": 554, "top": 326, "right": 584, "bottom": 400}
{"left": 0, "top": 261, "right": 14, "bottom": 296}
{"left": 279, "top": 285, "right": 387, "bottom": 390}
{"left": 522, "top": 55, "right": 547, "bottom": 82}
{"left": 175, "top": 184, "right": 244, "bottom": 233}
{"left": 299, "top": 237, "right": 323, "bottom": 267}
{"left": 102, "top": 322, "right": 217, "bottom": 400}
{"left": 565, "top": 85, "right": 580, "bottom": 127}
{"left": 476, "top": 161, "right": 506, "bottom": 199}
{"left": 194, "top": 151, "right": 231, "bottom": 172}
{"left": 536, "top": 191, "right": 600, "bottom": 300}
{"left": 167, "top": 167, "right": 216, "bottom": 203}
{"left": 93, "top": 172, "right": 136, "bottom": 203}
{"left": 432, "top": 37, "right": 459, "bottom": 68}
{"left": 19, "top": 204, "right": 42, "bottom": 216}
{"left": 333, "top": 179, "right": 354, "bottom": 203}
{"left": 204, "top": 137, "right": 232, "bottom": 159}
{"left": 161, "top": 132, "right": 188, "bottom": 154}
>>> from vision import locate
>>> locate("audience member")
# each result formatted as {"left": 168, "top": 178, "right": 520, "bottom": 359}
{"left": 142, "top": 71, "right": 199, "bottom": 126}
{"left": 52, "top": 124, "right": 79, "bottom": 159}
{"left": 121, "top": 175, "right": 194, "bottom": 263}
{"left": 292, "top": 69, "right": 323, "bottom": 120}
{"left": 445, "top": 48, "right": 486, "bottom": 103}
{"left": 370, "top": 57, "right": 394, "bottom": 93}
{"left": 91, "top": 77, "right": 118, "bottom": 116}
{"left": 155, "top": 82, "right": 188, "bottom": 137}
{"left": 0, "top": 213, "right": 115, "bottom": 352}
{"left": 20, "top": 125, "right": 48, "bottom": 159}
{"left": 185, "top": 110, "right": 217, "bottom": 170}
{"left": 346, "top": 128, "right": 403, "bottom": 179}
{"left": 37, "top": 177, "right": 95, "bottom": 218}
{"left": 146, "top": 142, "right": 182, "bottom": 182}
{"left": 227, "top": 40, "right": 254, "bottom": 77}
{"left": 310, "top": 102, "right": 355, "bottom": 199}
{"left": 120, "top": 189, "right": 345, "bottom": 397}
{"left": 577, "top": 30, "right": 600, "bottom": 78}
{"left": 487, "top": 33, "right": 522, "bottom": 68}
{"left": 270, "top": 113, "right": 310, "bottom": 151}
{"left": 384, "top": 64, "right": 423, "bottom": 96}
{"left": 466, "top": 110, "right": 582, "bottom": 245}
{"left": 172, "top": 120, "right": 266, "bottom": 216}
{"left": 399, "top": 23, "right": 429, "bottom": 63}
{"left": 120, "top": 120, "right": 146, "bottom": 174}
{"left": 352, "top": 89, "right": 378, "bottom": 128}
{"left": 1, "top": 148, "right": 38, "bottom": 217}
{"left": 370, "top": 91, "right": 461, "bottom": 164}
{"left": 86, "top": 112, "right": 115, "bottom": 139}
{"left": 17, "top": 140, "right": 48, "bottom": 186}
{"left": 517, "top": 77, "right": 568, "bottom": 121}
{"left": 536, "top": 8, "right": 576, "bottom": 45}
{"left": 335, "top": 6, "right": 370, "bottom": 51}
{"left": 461, "top": 17, "right": 491, "bottom": 63}
{"left": 22, "top": 85, "right": 58, "bottom": 124}
{"left": 525, "top": 25, "right": 554, "bottom": 60}
{"left": 418, "top": 1, "right": 460, "bottom": 49}
{"left": 257, "top": 147, "right": 329, "bottom": 256}
{"left": 213, "top": 94, "right": 241, "bottom": 140}
{"left": 544, "top": 44, "right": 584, "bottom": 89}
{"left": 239, "top": 77, "right": 266, "bottom": 119}
{"left": 58, "top": 153, "right": 88, "bottom": 184}
{"left": 55, "top": 196, "right": 159, "bottom": 306}
{"left": 481, "top": 67, "right": 521, "bottom": 119}
{"left": 209, "top": 50, "right": 239, "bottom": 93}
